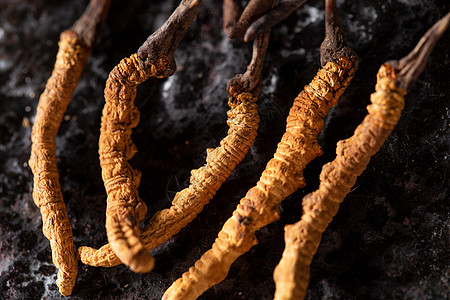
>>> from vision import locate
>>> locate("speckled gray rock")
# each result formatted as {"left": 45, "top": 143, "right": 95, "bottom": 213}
{"left": 0, "top": 0, "right": 448, "bottom": 299}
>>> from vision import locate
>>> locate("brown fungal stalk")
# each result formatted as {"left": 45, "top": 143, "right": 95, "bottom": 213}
{"left": 223, "top": 0, "right": 310, "bottom": 41}
{"left": 244, "top": 0, "right": 309, "bottom": 42}
{"left": 162, "top": 1, "right": 358, "bottom": 299}
{"left": 223, "top": 0, "right": 243, "bottom": 35}
{"left": 77, "top": 21, "right": 270, "bottom": 269}
{"left": 28, "top": 0, "right": 110, "bottom": 296}
{"left": 273, "top": 12, "right": 450, "bottom": 300}
{"left": 97, "top": 0, "right": 200, "bottom": 273}
{"left": 224, "top": 0, "right": 273, "bottom": 39}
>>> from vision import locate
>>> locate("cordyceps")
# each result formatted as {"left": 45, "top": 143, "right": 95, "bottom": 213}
{"left": 94, "top": 0, "right": 201, "bottom": 273}
{"left": 162, "top": 1, "right": 358, "bottom": 299}
{"left": 28, "top": 0, "right": 111, "bottom": 296}
{"left": 273, "top": 12, "right": 450, "bottom": 300}
{"left": 77, "top": 21, "right": 271, "bottom": 269}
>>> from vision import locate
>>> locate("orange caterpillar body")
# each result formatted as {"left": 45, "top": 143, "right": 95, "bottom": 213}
{"left": 163, "top": 56, "right": 358, "bottom": 300}
{"left": 29, "top": 0, "right": 111, "bottom": 293}
{"left": 99, "top": 54, "right": 165, "bottom": 273}
{"left": 29, "top": 31, "right": 89, "bottom": 296}
{"left": 78, "top": 89, "right": 260, "bottom": 267}
{"left": 273, "top": 64, "right": 405, "bottom": 300}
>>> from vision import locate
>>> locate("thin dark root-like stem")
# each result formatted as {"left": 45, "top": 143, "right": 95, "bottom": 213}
{"left": 137, "top": 0, "right": 201, "bottom": 77}
{"left": 72, "top": 0, "right": 112, "bottom": 48}
{"left": 227, "top": 29, "right": 271, "bottom": 97}
{"left": 388, "top": 12, "right": 450, "bottom": 91}
{"left": 244, "top": 0, "right": 309, "bottom": 42}
{"left": 223, "top": 0, "right": 243, "bottom": 35}
{"left": 320, "top": 0, "right": 356, "bottom": 66}
{"left": 243, "top": 30, "right": 271, "bottom": 95}
{"left": 227, "top": 0, "right": 273, "bottom": 39}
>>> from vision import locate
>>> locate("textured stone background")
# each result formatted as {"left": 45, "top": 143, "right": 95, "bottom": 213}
{"left": 0, "top": 0, "right": 448, "bottom": 299}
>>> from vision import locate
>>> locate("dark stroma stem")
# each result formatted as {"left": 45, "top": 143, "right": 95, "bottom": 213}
{"left": 137, "top": 0, "right": 202, "bottom": 77}
{"left": 320, "top": 0, "right": 356, "bottom": 66}
{"left": 72, "top": 0, "right": 112, "bottom": 48}
{"left": 389, "top": 12, "right": 450, "bottom": 91}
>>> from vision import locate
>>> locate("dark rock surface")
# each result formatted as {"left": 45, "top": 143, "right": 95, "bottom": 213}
{"left": 0, "top": 0, "right": 448, "bottom": 299}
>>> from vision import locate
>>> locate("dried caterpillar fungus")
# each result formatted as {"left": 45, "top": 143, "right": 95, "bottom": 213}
{"left": 162, "top": 2, "right": 358, "bottom": 298}
{"left": 28, "top": 0, "right": 110, "bottom": 295}
{"left": 99, "top": 53, "right": 160, "bottom": 273}
{"left": 79, "top": 89, "right": 259, "bottom": 267}
{"left": 273, "top": 65, "right": 405, "bottom": 300}
{"left": 29, "top": 33, "right": 87, "bottom": 296}
{"left": 77, "top": 23, "right": 269, "bottom": 269}
{"left": 273, "top": 12, "right": 450, "bottom": 300}
{"left": 162, "top": 56, "right": 358, "bottom": 300}
{"left": 141, "top": 90, "right": 259, "bottom": 247}
{"left": 94, "top": 0, "right": 201, "bottom": 273}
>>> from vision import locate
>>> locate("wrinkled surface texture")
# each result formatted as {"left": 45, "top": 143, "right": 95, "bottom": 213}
{"left": 0, "top": 0, "right": 448, "bottom": 299}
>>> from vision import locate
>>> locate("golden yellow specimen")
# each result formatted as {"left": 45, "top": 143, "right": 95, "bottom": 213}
{"left": 273, "top": 11, "right": 450, "bottom": 299}
{"left": 162, "top": 56, "right": 357, "bottom": 300}
{"left": 78, "top": 90, "right": 260, "bottom": 267}
{"left": 91, "top": 0, "right": 202, "bottom": 273}
{"left": 162, "top": 1, "right": 359, "bottom": 297}
{"left": 29, "top": 31, "right": 87, "bottom": 297}
{"left": 29, "top": 0, "right": 111, "bottom": 295}
{"left": 99, "top": 54, "right": 164, "bottom": 273}
{"left": 273, "top": 64, "right": 405, "bottom": 300}
{"left": 78, "top": 25, "right": 270, "bottom": 270}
